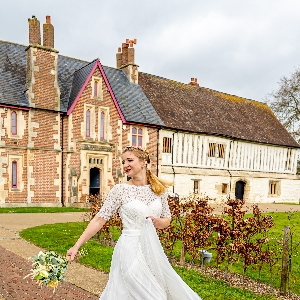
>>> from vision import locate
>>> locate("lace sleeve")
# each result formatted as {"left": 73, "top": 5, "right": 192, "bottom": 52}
{"left": 97, "top": 185, "right": 122, "bottom": 221}
{"left": 160, "top": 192, "right": 171, "bottom": 218}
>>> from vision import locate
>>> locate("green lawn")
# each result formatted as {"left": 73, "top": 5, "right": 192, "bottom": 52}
{"left": 20, "top": 222, "right": 278, "bottom": 299}
{"left": 0, "top": 207, "right": 89, "bottom": 213}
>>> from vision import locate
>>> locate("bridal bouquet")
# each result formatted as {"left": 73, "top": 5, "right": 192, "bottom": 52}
{"left": 24, "top": 251, "right": 68, "bottom": 291}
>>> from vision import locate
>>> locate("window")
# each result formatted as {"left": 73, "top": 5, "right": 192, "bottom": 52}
{"left": 91, "top": 77, "right": 103, "bottom": 100}
{"left": 132, "top": 127, "right": 143, "bottom": 146}
{"left": 208, "top": 143, "right": 216, "bottom": 157}
{"left": 218, "top": 144, "right": 225, "bottom": 158}
{"left": 100, "top": 111, "right": 105, "bottom": 140}
{"left": 193, "top": 180, "right": 200, "bottom": 194}
{"left": 12, "top": 161, "right": 17, "bottom": 188}
{"left": 163, "top": 137, "right": 172, "bottom": 153}
{"left": 11, "top": 111, "right": 17, "bottom": 135}
{"left": 86, "top": 110, "right": 91, "bottom": 138}
{"left": 208, "top": 142, "right": 225, "bottom": 158}
{"left": 270, "top": 183, "right": 276, "bottom": 195}
{"left": 285, "top": 148, "right": 292, "bottom": 170}
{"left": 269, "top": 180, "right": 280, "bottom": 196}
{"left": 222, "top": 183, "right": 228, "bottom": 194}
{"left": 94, "top": 81, "right": 99, "bottom": 98}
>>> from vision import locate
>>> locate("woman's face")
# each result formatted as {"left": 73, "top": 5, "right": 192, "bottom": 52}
{"left": 121, "top": 151, "right": 146, "bottom": 178}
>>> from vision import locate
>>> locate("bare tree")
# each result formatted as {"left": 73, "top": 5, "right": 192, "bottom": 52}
{"left": 265, "top": 67, "right": 300, "bottom": 143}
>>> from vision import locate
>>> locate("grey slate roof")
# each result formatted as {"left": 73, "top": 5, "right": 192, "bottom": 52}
{"left": 104, "top": 66, "right": 163, "bottom": 125}
{"left": 0, "top": 40, "right": 162, "bottom": 125}
{"left": 57, "top": 55, "right": 87, "bottom": 111}
{"left": 66, "top": 59, "right": 95, "bottom": 111}
{"left": 0, "top": 41, "right": 28, "bottom": 107}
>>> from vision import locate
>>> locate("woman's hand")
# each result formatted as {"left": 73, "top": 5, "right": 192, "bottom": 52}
{"left": 66, "top": 215, "right": 107, "bottom": 263}
{"left": 147, "top": 216, "right": 171, "bottom": 229}
{"left": 66, "top": 246, "right": 79, "bottom": 264}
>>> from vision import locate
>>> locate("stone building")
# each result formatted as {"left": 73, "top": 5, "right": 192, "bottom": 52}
{"left": 0, "top": 15, "right": 299, "bottom": 207}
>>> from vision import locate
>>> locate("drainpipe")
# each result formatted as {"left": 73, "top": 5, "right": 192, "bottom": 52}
{"left": 61, "top": 114, "right": 65, "bottom": 207}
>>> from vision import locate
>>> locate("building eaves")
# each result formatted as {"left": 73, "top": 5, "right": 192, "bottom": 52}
{"left": 138, "top": 72, "right": 300, "bottom": 148}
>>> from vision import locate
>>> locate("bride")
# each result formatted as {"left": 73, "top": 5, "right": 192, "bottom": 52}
{"left": 67, "top": 146, "right": 202, "bottom": 300}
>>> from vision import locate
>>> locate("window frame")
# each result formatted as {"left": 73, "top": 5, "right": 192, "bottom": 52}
{"left": 11, "top": 111, "right": 17, "bottom": 136}
{"left": 193, "top": 180, "right": 200, "bottom": 194}
{"left": 269, "top": 180, "right": 280, "bottom": 197}
{"left": 86, "top": 109, "right": 91, "bottom": 138}
{"left": 132, "top": 126, "right": 143, "bottom": 147}
{"left": 12, "top": 160, "right": 17, "bottom": 188}
{"left": 163, "top": 137, "right": 172, "bottom": 153}
{"left": 100, "top": 111, "right": 105, "bottom": 141}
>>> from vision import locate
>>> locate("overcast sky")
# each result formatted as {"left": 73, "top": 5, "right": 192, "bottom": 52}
{"left": 1, "top": 0, "right": 300, "bottom": 102}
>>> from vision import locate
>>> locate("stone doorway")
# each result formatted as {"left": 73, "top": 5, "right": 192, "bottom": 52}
{"left": 235, "top": 180, "right": 245, "bottom": 200}
{"left": 89, "top": 167, "right": 100, "bottom": 195}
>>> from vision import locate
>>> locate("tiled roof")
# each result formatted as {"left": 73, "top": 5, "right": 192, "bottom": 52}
{"left": 0, "top": 41, "right": 28, "bottom": 107}
{"left": 66, "top": 60, "right": 95, "bottom": 111}
{"left": 0, "top": 41, "right": 162, "bottom": 125}
{"left": 58, "top": 56, "right": 87, "bottom": 112}
{"left": 104, "top": 66, "right": 163, "bottom": 125}
{"left": 138, "top": 72, "right": 300, "bottom": 148}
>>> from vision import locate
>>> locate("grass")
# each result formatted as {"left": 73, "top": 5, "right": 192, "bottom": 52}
{"left": 0, "top": 207, "right": 89, "bottom": 213}
{"left": 20, "top": 222, "right": 278, "bottom": 299}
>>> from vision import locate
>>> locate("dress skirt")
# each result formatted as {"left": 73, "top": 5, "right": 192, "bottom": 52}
{"left": 99, "top": 218, "right": 201, "bottom": 300}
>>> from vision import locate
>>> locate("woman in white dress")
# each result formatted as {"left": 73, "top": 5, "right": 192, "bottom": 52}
{"left": 67, "top": 146, "right": 202, "bottom": 300}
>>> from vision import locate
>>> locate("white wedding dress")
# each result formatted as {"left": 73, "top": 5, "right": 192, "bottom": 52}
{"left": 97, "top": 183, "right": 201, "bottom": 300}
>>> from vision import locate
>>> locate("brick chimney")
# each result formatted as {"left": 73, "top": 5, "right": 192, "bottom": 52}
{"left": 28, "top": 16, "right": 41, "bottom": 45}
{"left": 189, "top": 78, "right": 199, "bottom": 86}
{"left": 43, "top": 15, "right": 54, "bottom": 48}
{"left": 116, "top": 39, "right": 138, "bottom": 84}
{"left": 25, "top": 16, "right": 60, "bottom": 111}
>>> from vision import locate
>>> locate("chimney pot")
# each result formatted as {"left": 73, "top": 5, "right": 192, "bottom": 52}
{"left": 189, "top": 77, "right": 199, "bottom": 86}
{"left": 43, "top": 15, "right": 54, "bottom": 48}
{"left": 118, "top": 47, "right": 121, "bottom": 53}
{"left": 28, "top": 16, "right": 41, "bottom": 45}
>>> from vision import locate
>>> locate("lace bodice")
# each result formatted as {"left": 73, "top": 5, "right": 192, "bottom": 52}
{"left": 97, "top": 184, "right": 171, "bottom": 230}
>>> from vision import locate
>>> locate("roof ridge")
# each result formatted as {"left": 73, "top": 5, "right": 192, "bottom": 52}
{"left": 72, "top": 59, "right": 97, "bottom": 73}
{"left": 0, "top": 40, "right": 27, "bottom": 47}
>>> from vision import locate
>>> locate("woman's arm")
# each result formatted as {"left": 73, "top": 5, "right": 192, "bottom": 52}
{"left": 147, "top": 216, "right": 171, "bottom": 229}
{"left": 66, "top": 215, "right": 106, "bottom": 262}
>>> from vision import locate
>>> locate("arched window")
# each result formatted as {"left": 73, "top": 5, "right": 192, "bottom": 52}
{"left": 94, "top": 81, "right": 99, "bottom": 98}
{"left": 100, "top": 111, "right": 105, "bottom": 140}
{"left": 132, "top": 127, "right": 143, "bottom": 146}
{"left": 12, "top": 161, "right": 17, "bottom": 188}
{"left": 86, "top": 110, "right": 91, "bottom": 138}
{"left": 12, "top": 111, "right": 17, "bottom": 135}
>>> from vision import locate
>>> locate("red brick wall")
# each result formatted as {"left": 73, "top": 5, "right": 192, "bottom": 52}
{"left": 31, "top": 48, "right": 59, "bottom": 111}
{"left": 29, "top": 150, "right": 60, "bottom": 203}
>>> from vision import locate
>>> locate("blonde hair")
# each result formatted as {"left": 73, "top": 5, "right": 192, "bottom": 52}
{"left": 122, "top": 146, "right": 173, "bottom": 195}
